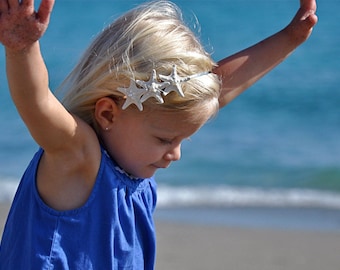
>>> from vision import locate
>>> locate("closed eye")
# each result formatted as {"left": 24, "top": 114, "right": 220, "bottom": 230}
{"left": 157, "top": 137, "right": 173, "bottom": 145}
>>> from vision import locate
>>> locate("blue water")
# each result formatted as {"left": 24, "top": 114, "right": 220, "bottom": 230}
{"left": 1, "top": 0, "right": 340, "bottom": 216}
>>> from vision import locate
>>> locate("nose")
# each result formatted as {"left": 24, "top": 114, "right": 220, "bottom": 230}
{"left": 163, "top": 144, "right": 181, "bottom": 162}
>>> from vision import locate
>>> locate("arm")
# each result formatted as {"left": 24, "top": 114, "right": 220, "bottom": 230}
{"left": 0, "top": 0, "right": 100, "bottom": 210}
{"left": 0, "top": 0, "right": 77, "bottom": 152}
{"left": 215, "top": 0, "right": 318, "bottom": 108}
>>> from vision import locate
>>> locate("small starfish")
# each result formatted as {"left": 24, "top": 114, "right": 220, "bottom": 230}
{"left": 137, "top": 69, "right": 169, "bottom": 103}
{"left": 117, "top": 79, "right": 147, "bottom": 111}
{"left": 159, "top": 65, "right": 186, "bottom": 97}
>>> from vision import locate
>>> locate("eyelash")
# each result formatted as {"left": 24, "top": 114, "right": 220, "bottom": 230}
{"left": 158, "top": 138, "right": 173, "bottom": 145}
{"left": 157, "top": 137, "right": 191, "bottom": 145}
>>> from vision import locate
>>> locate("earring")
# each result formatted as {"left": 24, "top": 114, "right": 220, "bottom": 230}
{"left": 105, "top": 127, "right": 109, "bottom": 131}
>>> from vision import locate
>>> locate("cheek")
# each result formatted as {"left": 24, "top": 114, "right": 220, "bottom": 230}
{"left": 121, "top": 134, "right": 153, "bottom": 157}
{"left": 131, "top": 139, "right": 165, "bottom": 162}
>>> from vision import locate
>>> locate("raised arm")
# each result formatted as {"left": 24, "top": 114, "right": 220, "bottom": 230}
{"left": 1, "top": 0, "right": 101, "bottom": 210}
{"left": 215, "top": 0, "right": 318, "bottom": 108}
{"left": 0, "top": 0, "right": 82, "bottom": 152}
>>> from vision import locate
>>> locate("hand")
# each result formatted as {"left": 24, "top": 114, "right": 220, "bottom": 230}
{"left": 285, "top": 0, "right": 318, "bottom": 44}
{"left": 0, "top": 0, "right": 55, "bottom": 52}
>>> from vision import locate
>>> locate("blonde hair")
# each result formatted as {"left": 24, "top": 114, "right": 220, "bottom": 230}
{"left": 60, "top": 0, "right": 221, "bottom": 128}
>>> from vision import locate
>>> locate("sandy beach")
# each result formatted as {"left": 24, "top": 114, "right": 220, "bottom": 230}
{"left": 0, "top": 203, "right": 10, "bottom": 240}
{"left": 155, "top": 221, "right": 340, "bottom": 270}
{"left": 1, "top": 204, "right": 340, "bottom": 269}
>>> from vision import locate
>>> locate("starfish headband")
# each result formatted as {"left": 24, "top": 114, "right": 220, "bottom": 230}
{"left": 117, "top": 65, "right": 211, "bottom": 111}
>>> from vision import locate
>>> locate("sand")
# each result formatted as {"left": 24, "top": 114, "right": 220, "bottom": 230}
{"left": 155, "top": 221, "right": 340, "bottom": 270}
{"left": 1, "top": 204, "right": 340, "bottom": 269}
{"left": 0, "top": 203, "right": 10, "bottom": 240}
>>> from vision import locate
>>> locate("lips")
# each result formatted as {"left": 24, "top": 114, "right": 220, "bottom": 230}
{"left": 152, "top": 162, "right": 171, "bottom": 169}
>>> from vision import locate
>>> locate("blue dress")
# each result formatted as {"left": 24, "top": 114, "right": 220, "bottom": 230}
{"left": 0, "top": 148, "right": 157, "bottom": 269}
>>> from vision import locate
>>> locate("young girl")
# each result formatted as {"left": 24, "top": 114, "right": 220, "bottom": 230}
{"left": 0, "top": 0, "right": 317, "bottom": 269}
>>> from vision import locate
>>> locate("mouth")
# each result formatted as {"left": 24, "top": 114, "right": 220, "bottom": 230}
{"left": 152, "top": 163, "right": 171, "bottom": 169}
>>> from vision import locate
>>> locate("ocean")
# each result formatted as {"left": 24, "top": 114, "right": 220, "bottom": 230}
{"left": 1, "top": 0, "right": 340, "bottom": 230}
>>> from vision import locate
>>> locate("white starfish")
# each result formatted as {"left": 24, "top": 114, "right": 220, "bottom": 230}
{"left": 117, "top": 79, "right": 147, "bottom": 111}
{"left": 137, "top": 69, "right": 169, "bottom": 103}
{"left": 159, "top": 65, "right": 186, "bottom": 97}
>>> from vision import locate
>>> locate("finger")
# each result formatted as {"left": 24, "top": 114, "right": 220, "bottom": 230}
{"left": 20, "top": 0, "right": 33, "bottom": 7}
{"left": 304, "top": 12, "right": 318, "bottom": 28}
{"left": 300, "top": 0, "right": 317, "bottom": 12}
{"left": 8, "top": 0, "right": 19, "bottom": 9}
{"left": 0, "top": 0, "right": 9, "bottom": 13}
{"left": 301, "top": 9, "right": 317, "bottom": 22}
{"left": 37, "top": 0, "right": 54, "bottom": 24}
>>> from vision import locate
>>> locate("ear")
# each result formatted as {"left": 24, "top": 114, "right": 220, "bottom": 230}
{"left": 94, "top": 97, "right": 121, "bottom": 131}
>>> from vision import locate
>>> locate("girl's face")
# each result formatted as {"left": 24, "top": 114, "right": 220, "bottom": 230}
{"left": 103, "top": 107, "right": 211, "bottom": 179}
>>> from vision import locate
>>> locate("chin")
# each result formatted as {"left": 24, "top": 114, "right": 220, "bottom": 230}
{"left": 137, "top": 166, "right": 159, "bottom": 179}
{"left": 139, "top": 171, "right": 156, "bottom": 179}
{"left": 131, "top": 163, "right": 167, "bottom": 179}
{"left": 127, "top": 168, "right": 156, "bottom": 179}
